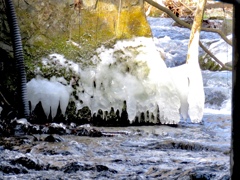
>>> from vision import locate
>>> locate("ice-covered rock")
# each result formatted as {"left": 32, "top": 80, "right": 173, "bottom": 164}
{"left": 29, "top": 37, "right": 205, "bottom": 124}
{"left": 73, "top": 37, "right": 182, "bottom": 124}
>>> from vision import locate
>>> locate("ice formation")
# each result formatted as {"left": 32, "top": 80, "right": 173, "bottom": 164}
{"left": 27, "top": 77, "right": 72, "bottom": 118}
{"left": 75, "top": 37, "right": 181, "bottom": 124}
{"left": 28, "top": 37, "right": 205, "bottom": 124}
{"left": 168, "top": 61, "right": 205, "bottom": 122}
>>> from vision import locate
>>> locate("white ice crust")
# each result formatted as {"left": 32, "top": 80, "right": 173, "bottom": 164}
{"left": 27, "top": 37, "right": 205, "bottom": 124}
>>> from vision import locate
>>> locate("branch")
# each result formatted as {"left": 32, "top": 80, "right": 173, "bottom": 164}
{"left": 145, "top": 0, "right": 232, "bottom": 70}
{"left": 0, "top": 91, "right": 11, "bottom": 106}
{"left": 199, "top": 41, "right": 232, "bottom": 70}
{"left": 144, "top": 0, "right": 232, "bottom": 46}
{"left": 179, "top": 1, "right": 194, "bottom": 13}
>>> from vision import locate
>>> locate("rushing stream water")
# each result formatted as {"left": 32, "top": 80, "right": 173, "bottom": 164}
{"left": 0, "top": 18, "right": 231, "bottom": 179}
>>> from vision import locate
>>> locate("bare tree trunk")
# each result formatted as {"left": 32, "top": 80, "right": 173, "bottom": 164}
{"left": 186, "top": 0, "right": 207, "bottom": 64}
{"left": 185, "top": 0, "right": 206, "bottom": 122}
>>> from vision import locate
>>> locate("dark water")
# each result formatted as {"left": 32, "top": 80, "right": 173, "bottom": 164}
{"left": 0, "top": 114, "right": 230, "bottom": 179}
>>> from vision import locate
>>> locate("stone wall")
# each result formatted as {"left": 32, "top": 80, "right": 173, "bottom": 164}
{"left": 0, "top": 0, "right": 151, "bottom": 59}
{"left": 3, "top": 0, "right": 151, "bottom": 59}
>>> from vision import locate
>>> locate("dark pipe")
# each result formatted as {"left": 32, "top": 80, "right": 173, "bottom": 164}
{"left": 232, "top": 2, "right": 240, "bottom": 179}
{"left": 4, "top": 0, "right": 29, "bottom": 119}
{"left": 217, "top": 0, "right": 240, "bottom": 178}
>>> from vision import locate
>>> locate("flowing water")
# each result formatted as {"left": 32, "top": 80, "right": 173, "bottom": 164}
{"left": 0, "top": 18, "right": 231, "bottom": 179}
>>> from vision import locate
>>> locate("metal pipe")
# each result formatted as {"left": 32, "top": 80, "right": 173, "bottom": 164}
{"left": 4, "top": 0, "right": 29, "bottom": 119}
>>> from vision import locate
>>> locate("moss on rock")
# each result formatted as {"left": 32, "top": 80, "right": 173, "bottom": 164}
{"left": 13, "top": 0, "right": 151, "bottom": 68}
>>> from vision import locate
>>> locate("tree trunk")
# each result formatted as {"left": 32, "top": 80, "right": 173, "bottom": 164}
{"left": 185, "top": 0, "right": 206, "bottom": 122}
{"left": 186, "top": 0, "right": 207, "bottom": 64}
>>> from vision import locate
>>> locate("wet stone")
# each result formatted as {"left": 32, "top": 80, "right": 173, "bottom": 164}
{"left": 190, "top": 166, "right": 230, "bottom": 180}
{"left": 0, "top": 164, "right": 28, "bottom": 174}
{"left": 0, "top": 117, "right": 105, "bottom": 137}
{"left": 62, "top": 162, "right": 93, "bottom": 173}
{"left": 41, "top": 149, "right": 72, "bottom": 156}
{"left": 11, "top": 157, "right": 45, "bottom": 171}
{"left": 95, "top": 165, "right": 117, "bottom": 173}
{"left": 47, "top": 123, "right": 68, "bottom": 135}
{"left": 44, "top": 135, "right": 64, "bottom": 143}
{"left": 61, "top": 162, "right": 117, "bottom": 174}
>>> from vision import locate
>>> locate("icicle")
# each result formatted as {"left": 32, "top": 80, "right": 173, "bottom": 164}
{"left": 27, "top": 77, "right": 72, "bottom": 118}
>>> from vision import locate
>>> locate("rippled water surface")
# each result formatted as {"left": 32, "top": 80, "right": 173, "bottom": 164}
{"left": 0, "top": 18, "right": 231, "bottom": 179}
{"left": 0, "top": 113, "right": 231, "bottom": 179}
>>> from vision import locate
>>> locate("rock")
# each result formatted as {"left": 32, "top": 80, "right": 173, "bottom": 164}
{"left": 47, "top": 123, "right": 68, "bottom": 135}
{"left": 61, "top": 162, "right": 117, "bottom": 174}
{"left": 1, "top": 0, "right": 151, "bottom": 60}
{"left": 11, "top": 156, "right": 45, "bottom": 170}
{"left": 190, "top": 166, "right": 230, "bottom": 180}
{"left": 44, "top": 134, "right": 64, "bottom": 142}
{"left": 62, "top": 162, "right": 94, "bottom": 173}
{"left": 0, "top": 164, "right": 28, "bottom": 174}
{"left": 73, "top": 125, "right": 103, "bottom": 137}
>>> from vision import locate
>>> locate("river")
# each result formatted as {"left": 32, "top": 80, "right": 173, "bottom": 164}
{"left": 0, "top": 17, "right": 231, "bottom": 179}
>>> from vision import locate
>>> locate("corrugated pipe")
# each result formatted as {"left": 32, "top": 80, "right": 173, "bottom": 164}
{"left": 4, "top": 0, "right": 29, "bottom": 119}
